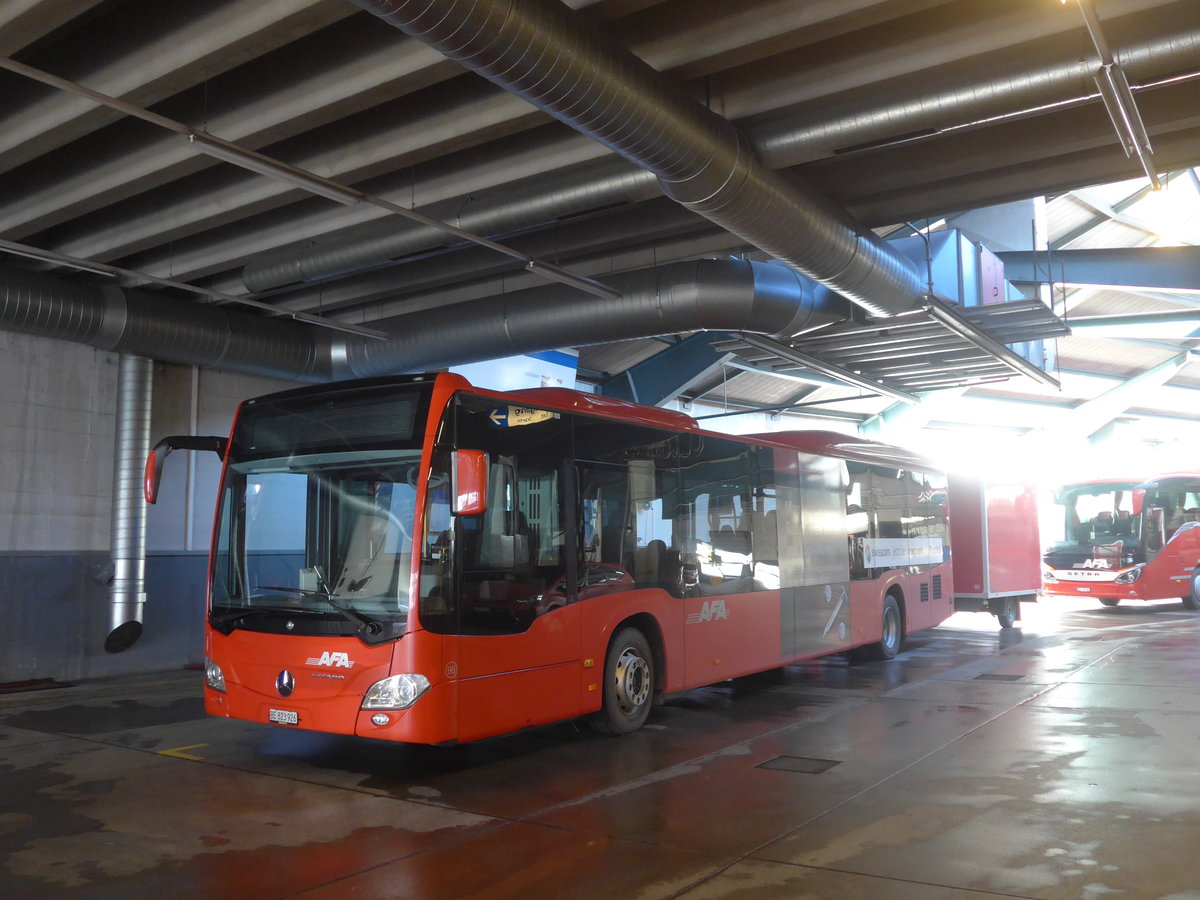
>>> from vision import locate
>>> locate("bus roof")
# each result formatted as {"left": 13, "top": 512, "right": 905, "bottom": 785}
{"left": 500, "top": 386, "right": 700, "bottom": 432}
{"left": 746, "top": 430, "right": 941, "bottom": 472}
{"left": 1060, "top": 477, "right": 1143, "bottom": 490}
{"left": 1143, "top": 472, "right": 1200, "bottom": 485}
{"left": 239, "top": 373, "right": 936, "bottom": 471}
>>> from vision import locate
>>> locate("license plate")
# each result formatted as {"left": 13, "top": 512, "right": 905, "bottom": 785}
{"left": 1076, "top": 587, "right": 1091, "bottom": 593}
{"left": 268, "top": 708, "right": 299, "bottom": 726}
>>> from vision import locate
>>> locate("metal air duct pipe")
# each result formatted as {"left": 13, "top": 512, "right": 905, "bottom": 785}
{"left": 350, "top": 0, "right": 926, "bottom": 318}
{"left": 331, "top": 258, "right": 850, "bottom": 379}
{"left": 3, "top": 258, "right": 852, "bottom": 384}
{"left": 244, "top": 10, "right": 1200, "bottom": 297}
{"left": 244, "top": 156, "right": 660, "bottom": 293}
{"left": 0, "top": 267, "right": 325, "bottom": 381}
{"left": 106, "top": 354, "right": 153, "bottom": 653}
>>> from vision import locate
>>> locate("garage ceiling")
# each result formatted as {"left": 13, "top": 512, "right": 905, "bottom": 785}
{"left": 1, "top": 0, "right": 1198, "bottom": 433}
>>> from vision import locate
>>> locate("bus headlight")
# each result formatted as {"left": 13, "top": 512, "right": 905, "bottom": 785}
{"left": 1113, "top": 566, "right": 1144, "bottom": 585}
{"left": 1042, "top": 569, "right": 1059, "bottom": 585}
{"left": 362, "top": 673, "right": 430, "bottom": 710}
{"left": 205, "top": 657, "right": 226, "bottom": 692}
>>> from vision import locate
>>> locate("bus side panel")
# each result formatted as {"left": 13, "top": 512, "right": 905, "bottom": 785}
{"left": 845, "top": 563, "right": 954, "bottom": 649}
{"left": 911, "top": 561, "right": 955, "bottom": 630}
{"left": 681, "top": 589, "right": 783, "bottom": 687}
{"left": 781, "top": 582, "right": 856, "bottom": 664}
{"left": 454, "top": 662, "right": 581, "bottom": 743}
{"left": 447, "top": 602, "right": 583, "bottom": 740}
{"left": 1149, "top": 527, "right": 1200, "bottom": 600}
{"left": 577, "top": 589, "right": 681, "bottom": 707}
{"left": 849, "top": 579, "right": 891, "bottom": 648}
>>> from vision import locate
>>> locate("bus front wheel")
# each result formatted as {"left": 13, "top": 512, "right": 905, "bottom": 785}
{"left": 593, "top": 627, "right": 654, "bottom": 735}
{"left": 1099, "top": 598, "right": 1120, "bottom": 607}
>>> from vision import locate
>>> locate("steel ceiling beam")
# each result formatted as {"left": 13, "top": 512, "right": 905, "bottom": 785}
{"left": 1034, "top": 350, "right": 1193, "bottom": 439}
{"left": 999, "top": 246, "right": 1200, "bottom": 291}
{"left": 598, "top": 333, "right": 737, "bottom": 407}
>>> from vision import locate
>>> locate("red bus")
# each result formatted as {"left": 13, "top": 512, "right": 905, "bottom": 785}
{"left": 1042, "top": 473, "right": 1200, "bottom": 610}
{"left": 148, "top": 372, "right": 954, "bottom": 743}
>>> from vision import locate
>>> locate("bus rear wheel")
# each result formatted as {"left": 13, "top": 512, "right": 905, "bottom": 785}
{"left": 592, "top": 627, "right": 654, "bottom": 735}
{"left": 1183, "top": 571, "right": 1200, "bottom": 611}
{"left": 1099, "top": 598, "right": 1120, "bottom": 607}
{"left": 875, "top": 595, "right": 902, "bottom": 660}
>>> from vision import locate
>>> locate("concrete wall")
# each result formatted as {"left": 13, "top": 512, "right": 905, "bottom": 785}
{"left": 0, "top": 331, "right": 292, "bottom": 685}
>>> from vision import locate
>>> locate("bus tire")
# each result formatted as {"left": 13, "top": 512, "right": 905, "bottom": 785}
{"left": 592, "top": 627, "right": 654, "bottom": 735}
{"left": 1099, "top": 598, "right": 1120, "bottom": 607}
{"left": 1183, "top": 571, "right": 1200, "bottom": 611}
{"left": 995, "top": 597, "right": 1018, "bottom": 629}
{"left": 875, "top": 594, "right": 902, "bottom": 660}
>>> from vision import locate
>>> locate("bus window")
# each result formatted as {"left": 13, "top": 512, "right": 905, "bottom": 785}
{"left": 847, "top": 463, "right": 946, "bottom": 577}
{"left": 448, "top": 397, "right": 573, "bottom": 635}
{"left": 418, "top": 451, "right": 453, "bottom": 632}
{"left": 677, "top": 436, "right": 771, "bottom": 595}
{"left": 572, "top": 419, "right": 685, "bottom": 596}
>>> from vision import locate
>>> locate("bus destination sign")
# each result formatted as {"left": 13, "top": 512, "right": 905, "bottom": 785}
{"left": 488, "top": 406, "right": 556, "bottom": 428}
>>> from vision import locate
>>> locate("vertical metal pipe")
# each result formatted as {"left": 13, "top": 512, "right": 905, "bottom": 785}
{"left": 106, "top": 354, "right": 153, "bottom": 653}
{"left": 186, "top": 365, "right": 199, "bottom": 552}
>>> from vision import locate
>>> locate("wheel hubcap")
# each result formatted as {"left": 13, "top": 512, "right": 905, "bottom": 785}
{"left": 883, "top": 609, "right": 898, "bottom": 648}
{"left": 614, "top": 647, "right": 650, "bottom": 715}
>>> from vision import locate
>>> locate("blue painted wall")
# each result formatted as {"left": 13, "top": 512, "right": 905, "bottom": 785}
{"left": 0, "top": 553, "right": 208, "bottom": 685}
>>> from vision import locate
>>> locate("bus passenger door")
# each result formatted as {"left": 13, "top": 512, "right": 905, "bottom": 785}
{"left": 448, "top": 450, "right": 582, "bottom": 743}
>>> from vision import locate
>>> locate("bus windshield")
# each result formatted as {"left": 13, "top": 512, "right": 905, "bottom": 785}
{"left": 211, "top": 450, "right": 422, "bottom": 638}
{"left": 1046, "top": 482, "right": 1141, "bottom": 548}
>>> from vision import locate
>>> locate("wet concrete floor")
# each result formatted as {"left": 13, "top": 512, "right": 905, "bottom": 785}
{"left": 3, "top": 598, "right": 1200, "bottom": 899}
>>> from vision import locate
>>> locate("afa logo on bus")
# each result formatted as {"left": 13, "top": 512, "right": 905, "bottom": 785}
{"left": 306, "top": 651, "right": 356, "bottom": 668}
{"left": 687, "top": 599, "right": 730, "bottom": 624}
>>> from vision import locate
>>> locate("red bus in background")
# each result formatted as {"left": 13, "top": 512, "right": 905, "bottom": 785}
{"left": 148, "top": 372, "right": 955, "bottom": 744}
{"left": 1042, "top": 473, "right": 1200, "bottom": 610}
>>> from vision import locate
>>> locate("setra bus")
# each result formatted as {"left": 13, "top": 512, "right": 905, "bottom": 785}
{"left": 1042, "top": 473, "right": 1200, "bottom": 610}
{"left": 147, "top": 372, "right": 954, "bottom": 744}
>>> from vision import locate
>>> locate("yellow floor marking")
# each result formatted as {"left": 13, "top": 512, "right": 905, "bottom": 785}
{"left": 158, "top": 744, "right": 207, "bottom": 761}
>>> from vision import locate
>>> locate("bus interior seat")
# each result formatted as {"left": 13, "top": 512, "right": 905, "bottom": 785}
{"left": 634, "top": 539, "right": 666, "bottom": 587}
{"left": 334, "top": 510, "right": 403, "bottom": 601}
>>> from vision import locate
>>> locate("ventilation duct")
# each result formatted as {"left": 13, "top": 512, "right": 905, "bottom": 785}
{"left": 350, "top": 0, "right": 926, "bottom": 318}
{"left": 244, "top": 157, "right": 660, "bottom": 293}
{"left": 0, "top": 267, "right": 324, "bottom": 380}
{"left": 749, "top": 15, "right": 1200, "bottom": 167}
{"left": 2, "top": 258, "right": 851, "bottom": 382}
{"left": 243, "top": 10, "right": 1200, "bottom": 299}
{"left": 329, "top": 258, "right": 851, "bottom": 379}
{"left": 106, "top": 354, "right": 152, "bottom": 653}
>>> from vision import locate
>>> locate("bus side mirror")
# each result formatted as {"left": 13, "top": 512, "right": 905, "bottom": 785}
{"left": 144, "top": 435, "right": 228, "bottom": 504}
{"left": 452, "top": 449, "right": 488, "bottom": 515}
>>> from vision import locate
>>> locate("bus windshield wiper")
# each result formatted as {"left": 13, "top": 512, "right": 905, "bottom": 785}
{"left": 211, "top": 603, "right": 329, "bottom": 628}
{"left": 252, "top": 586, "right": 383, "bottom": 636}
{"left": 211, "top": 607, "right": 265, "bottom": 628}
